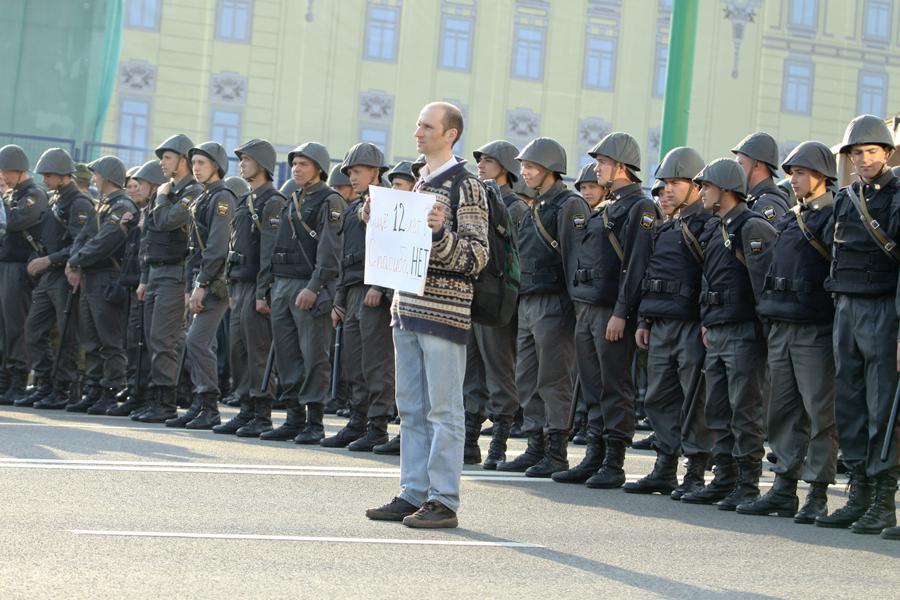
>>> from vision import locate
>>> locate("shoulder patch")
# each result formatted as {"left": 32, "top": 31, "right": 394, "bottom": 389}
{"left": 76, "top": 212, "right": 88, "bottom": 224}
{"left": 25, "top": 196, "right": 35, "bottom": 207}
{"left": 749, "top": 238, "right": 764, "bottom": 253}
{"left": 269, "top": 217, "right": 280, "bottom": 229}
{"left": 329, "top": 209, "right": 342, "bottom": 222}
{"left": 573, "top": 214, "right": 587, "bottom": 229}
{"left": 217, "top": 201, "right": 230, "bottom": 217}
{"left": 763, "top": 206, "right": 777, "bottom": 220}
{"left": 109, "top": 212, "right": 121, "bottom": 224}
{"left": 640, "top": 212, "right": 655, "bottom": 230}
{"left": 180, "top": 195, "right": 194, "bottom": 206}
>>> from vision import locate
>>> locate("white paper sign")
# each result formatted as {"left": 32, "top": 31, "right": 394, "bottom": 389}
{"left": 364, "top": 185, "right": 434, "bottom": 296}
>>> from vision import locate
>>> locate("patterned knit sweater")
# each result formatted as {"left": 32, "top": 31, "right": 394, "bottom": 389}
{"left": 390, "top": 159, "right": 489, "bottom": 344}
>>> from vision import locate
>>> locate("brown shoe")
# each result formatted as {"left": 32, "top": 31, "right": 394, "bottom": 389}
{"left": 366, "top": 497, "right": 419, "bottom": 521}
{"left": 402, "top": 500, "right": 458, "bottom": 529}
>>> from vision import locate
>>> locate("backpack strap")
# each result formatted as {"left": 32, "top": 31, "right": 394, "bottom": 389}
{"left": 790, "top": 204, "right": 830, "bottom": 261}
{"left": 679, "top": 218, "right": 704, "bottom": 264}
{"left": 601, "top": 206, "right": 624, "bottom": 261}
{"left": 845, "top": 182, "right": 900, "bottom": 263}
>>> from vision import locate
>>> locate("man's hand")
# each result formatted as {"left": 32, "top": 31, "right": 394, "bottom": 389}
{"left": 119, "top": 211, "right": 135, "bottom": 232}
{"left": 361, "top": 198, "right": 371, "bottom": 224}
{"left": 27, "top": 256, "right": 51, "bottom": 277}
{"left": 605, "top": 315, "right": 626, "bottom": 342}
{"left": 331, "top": 305, "right": 345, "bottom": 329}
{"left": 255, "top": 299, "right": 270, "bottom": 315}
{"left": 157, "top": 181, "right": 172, "bottom": 196}
{"left": 427, "top": 202, "right": 445, "bottom": 233}
{"left": 635, "top": 327, "right": 650, "bottom": 350}
{"left": 189, "top": 287, "right": 205, "bottom": 314}
{"left": 136, "top": 283, "right": 147, "bottom": 302}
{"left": 364, "top": 288, "right": 383, "bottom": 308}
{"left": 702, "top": 326, "right": 710, "bottom": 349}
{"left": 295, "top": 288, "right": 317, "bottom": 311}
{"left": 64, "top": 263, "right": 82, "bottom": 291}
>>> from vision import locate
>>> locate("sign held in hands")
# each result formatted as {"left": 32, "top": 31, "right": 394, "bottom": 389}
{"left": 364, "top": 185, "right": 433, "bottom": 296}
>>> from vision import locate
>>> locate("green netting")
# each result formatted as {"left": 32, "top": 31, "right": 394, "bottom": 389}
{"left": 0, "top": 0, "right": 122, "bottom": 165}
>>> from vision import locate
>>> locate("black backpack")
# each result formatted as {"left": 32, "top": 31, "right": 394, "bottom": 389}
{"left": 450, "top": 172, "right": 521, "bottom": 327}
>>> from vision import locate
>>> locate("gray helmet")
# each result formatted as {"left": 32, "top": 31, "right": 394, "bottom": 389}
{"left": 133, "top": 160, "right": 167, "bottom": 186}
{"left": 650, "top": 179, "right": 664, "bottom": 198}
{"left": 588, "top": 131, "right": 641, "bottom": 173}
{"left": 694, "top": 158, "right": 747, "bottom": 197}
{"left": 516, "top": 137, "right": 567, "bottom": 175}
{"left": 411, "top": 155, "right": 426, "bottom": 179}
{"left": 280, "top": 178, "right": 299, "bottom": 197}
{"left": 73, "top": 163, "right": 92, "bottom": 184}
{"left": 328, "top": 163, "right": 351, "bottom": 187}
{"left": 0, "top": 144, "right": 29, "bottom": 171}
{"left": 386, "top": 161, "right": 415, "bottom": 184}
{"left": 473, "top": 140, "right": 520, "bottom": 183}
{"left": 574, "top": 163, "right": 599, "bottom": 191}
{"left": 225, "top": 176, "right": 251, "bottom": 197}
{"left": 513, "top": 179, "right": 537, "bottom": 200}
{"left": 287, "top": 142, "right": 330, "bottom": 178}
{"left": 126, "top": 166, "right": 140, "bottom": 180}
{"left": 88, "top": 155, "right": 127, "bottom": 188}
{"left": 234, "top": 138, "right": 277, "bottom": 178}
{"left": 838, "top": 114, "right": 895, "bottom": 154}
{"left": 731, "top": 131, "right": 780, "bottom": 173}
{"left": 781, "top": 141, "right": 837, "bottom": 181}
{"left": 189, "top": 141, "right": 229, "bottom": 178}
{"left": 340, "top": 142, "right": 386, "bottom": 176}
{"left": 655, "top": 146, "right": 705, "bottom": 181}
{"left": 154, "top": 134, "right": 194, "bottom": 159}
{"left": 35, "top": 148, "right": 76, "bottom": 176}
{"left": 776, "top": 177, "right": 798, "bottom": 207}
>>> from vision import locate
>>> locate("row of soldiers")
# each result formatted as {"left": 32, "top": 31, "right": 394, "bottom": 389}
{"left": 0, "top": 112, "right": 899, "bottom": 540}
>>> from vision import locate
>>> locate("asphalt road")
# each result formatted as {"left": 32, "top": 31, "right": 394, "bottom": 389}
{"left": 0, "top": 405, "right": 897, "bottom": 599}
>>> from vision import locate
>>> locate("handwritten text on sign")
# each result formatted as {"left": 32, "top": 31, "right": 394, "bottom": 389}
{"left": 364, "top": 186, "right": 433, "bottom": 296}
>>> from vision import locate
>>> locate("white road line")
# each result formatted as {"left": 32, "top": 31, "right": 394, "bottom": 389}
{"left": 69, "top": 529, "right": 545, "bottom": 548}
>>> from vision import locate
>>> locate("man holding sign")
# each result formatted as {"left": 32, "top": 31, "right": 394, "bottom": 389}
{"left": 366, "top": 102, "right": 489, "bottom": 529}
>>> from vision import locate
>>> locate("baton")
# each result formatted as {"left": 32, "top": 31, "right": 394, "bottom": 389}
{"left": 329, "top": 323, "right": 343, "bottom": 401}
{"left": 51, "top": 288, "right": 78, "bottom": 381}
{"left": 567, "top": 373, "right": 582, "bottom": 432}
{"left": 680, "top": 358, "right": 706, "bottom": 439}
{"left": 260, "top": 339, "right": 276, "bottom": 394}
{"left": 134, "top": 299, "right": 145, "bottom": 395}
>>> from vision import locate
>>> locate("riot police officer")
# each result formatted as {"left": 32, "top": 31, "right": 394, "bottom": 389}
{"left": 0, "top": 145, "right": 48, "bottom": 404}
{"left": 497, "top": 138, "right": 590, "bottom": 476}
{"left": 463, "top": 140, "right": 528, "bottom": 468}
{"left": 552, "top": 132, "right": 658, "bottom": 488}
{"left": 387, "top": 161, "right": 416, "bottom": 192}
{"left": 214, "top": 139, "right": 285, "bottom": 437}
{"left": 732, "top": 132, "right": 790, "bottom": 221}
{"left": 328, "top": 163, "right": 354, "bottom": 202}
{"left": 736, "top": 141, "right": 839, "bottom": 522}
{"left": 626, "top": 146, "right": 713, "bottom": 498}
{"left": 573, "top": 163, "right": 605, "bottom": 209}
{"left": 816, "top": 115, "right": 900, "bottom": 536}
{"left": 65, "top": 156, "right": 137, "bottom": 414}
{"left": 262, "top": 143, "right": 345, "bottom": 445}
{"left": 680, "top": 158, "right": 776, "bottom": 510}
{"left": 25, "top": 149, "right": 94, "bottom": 409}
{"left": 325, "top": 142, "right": 394, "bottom": 451}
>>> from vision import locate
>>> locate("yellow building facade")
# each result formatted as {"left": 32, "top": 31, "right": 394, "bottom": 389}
{"left": 107, "top": 0, "right": 900, "bottom": 179}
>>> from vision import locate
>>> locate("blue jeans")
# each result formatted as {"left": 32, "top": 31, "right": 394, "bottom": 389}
{"left": 394, "top": 327, "right": 466, "bottom": 512}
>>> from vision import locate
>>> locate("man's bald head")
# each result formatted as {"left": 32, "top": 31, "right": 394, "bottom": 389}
{"left": 423, "top": 101, "right": 464, "bottom": 147}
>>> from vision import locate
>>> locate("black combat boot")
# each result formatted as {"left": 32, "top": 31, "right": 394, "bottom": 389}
{"left": 87, "top": 388, "right": 120, "bottom": 415}
{"left": 0, "top": 369, "right": 10, "bottom": 398}
{"left": 32, "top": 381, "right": 71, "bottom": 410}
{"left": 65, "top": 384, "right": 101, "bottom": 413}
{"left": 736, "top": 473, "right": 798, "bottom": 516}
{"left": 373, "top": 434, "right": 401, "bottom": 455}
{"left": 624, "top": 451, "right": 679, "bottom": 494}
{"left": 321, "top": 411, "right": 367, "bottom": 448}
{"left": 496, "top": 431, "right": 546, "bottom": 472}
{"left": 552, "top": 434, "right": 605, "bottom": 483}
{"left": 16, "top": 378, "right": 52, "bottom": 407}
{"left": 107, "top": 387, "right": 146, "bottom": 417}
{"left": 632, "top": 432, "right": 657, "bottom": 452}
{"left": 815, "top": 467, "right": 873, "bottom": 528}
{"left": 186, "top": 393, "right": 222, "bottom": 429}
{"left": 681, "top": 455, "right": 739, "bottom": 504}
{"left": 463, "top": 412, "right": 485, "bottom": 465}
{"left": 717, "top": 458, "right": 762, "bottom": 511}
{"left": 236, "top": 398, "right": 275, "bottom": 438}
{"left": 260, "top": 401, "right": 307, "bottom": 441}
{"left": 165, "top": 394, "right": 202, "bottom": 428}
{"left": 483, "top": 418, "right": 513, "bottom": 470}
{"left": 850, "top": 473, "right": 898, "bottom": 534}
{"left": 294, "top": 402, "right": 325, "bottom": 444}
{"left": 348, "top": 417, "right": 390, "bottom": 452}
{"left": 213, "top": 396, "right": 254, "bottom": 434}
{"left": 2, "top": 371, "right": 30, "bottom": 406}
{"left": 139, "top": 387, "right": 178, "bottom": 423}
{"left": 585, "top": 440, "right": 628, "bottom": 489}
{"left": 571, "top": 419, "right": 588, "bottom": 445}
{"left": 794, "top": 482, "right": 829, "bottom": 524}
{"left": 525, "top": 431, "right": 570, "bottom": 478}
{"left": 671, "top": 453, "right": 709, "bottom": 501}
{"left": 131, "top": 388, "right": 158, "bottom": 421}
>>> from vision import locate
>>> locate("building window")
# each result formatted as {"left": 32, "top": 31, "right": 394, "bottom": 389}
{"left": 512, "top": 25, "right": 545, "bottom": 81}
{"left": 217, "top": 0, "right": 252, "bottom": 43}
{"left": 858, "top": 71, "right": 887, "bottom": 116}
{"left": 211, "top": 109, "right": 242, "bottom": 175}
{"left": 788, "top": 0, "right": 817, "bottom": 30}
{"left": 365, "top": 2, "right": 401, "bottom": 61}
{"left": 583, "top": 35, "right": 615, "bottom": 90}
{"left": 126, "top": 0, "right": 161, "bottom": 30}
{"left": 653, "top": 43, "right": 668, "bottom": 97}
{"left": 440, "top": 15, "right": 474, "bottom": 70}
{"left": 862, "top": 0, "right": 892, "bottom": 41}
{"left": 118, "top": 99, "right": 150, "bottom": 167}
{"left": 360, "top": 126, "right": 390, "bottom": 157}
{"left": 782, "top": 60, "right": 813, "bottom": 115}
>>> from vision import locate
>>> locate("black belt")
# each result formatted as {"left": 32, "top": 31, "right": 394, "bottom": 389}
{"left": 764, "top": 275, "right": 818, "bottom": 293}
